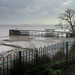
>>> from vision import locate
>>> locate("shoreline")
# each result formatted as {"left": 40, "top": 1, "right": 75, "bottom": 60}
{"left": 0, "top": 35, "right": 74, "bottom": 54}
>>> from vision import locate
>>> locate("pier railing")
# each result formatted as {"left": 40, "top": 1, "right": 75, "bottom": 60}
{"left": 0, "top": 41, "right": 75, "bottom": 75}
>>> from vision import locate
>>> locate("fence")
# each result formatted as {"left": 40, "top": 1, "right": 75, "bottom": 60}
{"left": 0, "top": 41, "right": 75, "bottom": 75}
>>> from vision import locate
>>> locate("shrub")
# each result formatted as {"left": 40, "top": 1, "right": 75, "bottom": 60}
{"left": 33, "top": 54, "right": 51, "bottom": 66}
{"left": 26, "top": 66, "right": 61, "bottom": 75}
{"left": 52, "top": 51, "right": 65, "bottom": 62}
{"left": 69, "top": 43, "right": 75, "bottom": 59}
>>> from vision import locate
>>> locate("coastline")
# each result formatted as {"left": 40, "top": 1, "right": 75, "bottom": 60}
{"left": 0, "top": 35, "right": 74, "bottom": 54}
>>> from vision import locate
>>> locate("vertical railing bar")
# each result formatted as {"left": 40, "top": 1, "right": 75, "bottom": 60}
{"left": 40, "top": 47, "right": 42, "bottom": 65}
{"left": 44, "top": 47, "right": 46, "bottom": 64}
{"left": 29, "top": 50, "right": 31, "bottom": 69}
{"left": 9, "top": 55, "right": 12, "bottom": 75}
{"left": 43, "top": 47, "right": 45, "bottom": 64}
{"left": 35, "top": 48, "right": 38, "bottom": 67}
{"left": 26, "top": 50, "right": 27, "bottom": 73}
{"left": 23, "top": 51, "right": 25, "bottom": 64}
{"left": 7, "top": 55, "right": 9, "bottom": 75}
{"left": 45, "top": 46, "right": 47, "bottom": 64}
{"left": 19, "top": 51, "right": 22, "bottom": 75}
{"left": 34, "top": 48, "right": 35, "bottom": 66}
{"left": 8, "top": 55, "right": 12, "bottom": 75}
{"left": 31, "top": 49, "right": 34, "bottom": 68}
{"left": 66, "top": 41, "right": 68, "bottom": 65}
{"left": 23, "top": 50, "right": 24, "bottom": 73}
{"left": 43, "top": 47, "right": 44, "bottom": 64}
{"left": 33, "top": 48, "right": 36, "bottom": 68}
{"left": 13, "top": 52, "right": 16, "bottom": 73}
{"left": 39, "top": 48, "right": 41, "bottom": 65}
{"left": 2, "top": 56, "right": 5, "bottom": 75}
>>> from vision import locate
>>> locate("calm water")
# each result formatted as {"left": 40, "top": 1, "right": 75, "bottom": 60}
{"left": 0, "top": 25, "right": 56, "bottom": 40}
{"left": 0, "top": 25, "right": 55, "bottom": 36}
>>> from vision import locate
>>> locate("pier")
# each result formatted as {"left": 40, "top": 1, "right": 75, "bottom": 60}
{"left": 9, "top": 29, "right": 71, "bottom": 37}
{"left": 9, "top": 29, "right": 55, "bottom": 37}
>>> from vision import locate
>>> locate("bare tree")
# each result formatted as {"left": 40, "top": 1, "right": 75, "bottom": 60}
{"left": 58, "top": 9, "right": 75, "bottom": 38}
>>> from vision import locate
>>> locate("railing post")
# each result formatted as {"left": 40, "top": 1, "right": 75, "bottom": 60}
{"left": 66, "top": 41, "right": 68, "bottom": 65}
{"left": 34, "top": 48, "right": 38, "bottom": 66}
{"left": 19, "top": 51, "right": 22, "bottom": 75}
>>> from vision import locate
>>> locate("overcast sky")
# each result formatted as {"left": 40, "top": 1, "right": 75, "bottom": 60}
{"left": 0, "top": 0, "right": 75, "bottom": 25}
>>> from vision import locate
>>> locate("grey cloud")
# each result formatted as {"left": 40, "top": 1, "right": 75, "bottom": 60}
{"left": 0, "top": 0, "right": 74, "bottom": 24}
{"left": 0, "top": 0, "right": 66, "bottom": 15}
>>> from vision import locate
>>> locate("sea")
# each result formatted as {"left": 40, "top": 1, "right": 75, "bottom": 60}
{"left": 0, "top": 25, "right": 74, "bottom": 53}
{"left": 0, "top": 24, "right": 56, "bottom": 40}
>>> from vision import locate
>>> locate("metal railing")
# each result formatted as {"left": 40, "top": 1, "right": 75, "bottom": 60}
{"left": 0, "top": 41, "right": 75, "bottom": 75}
